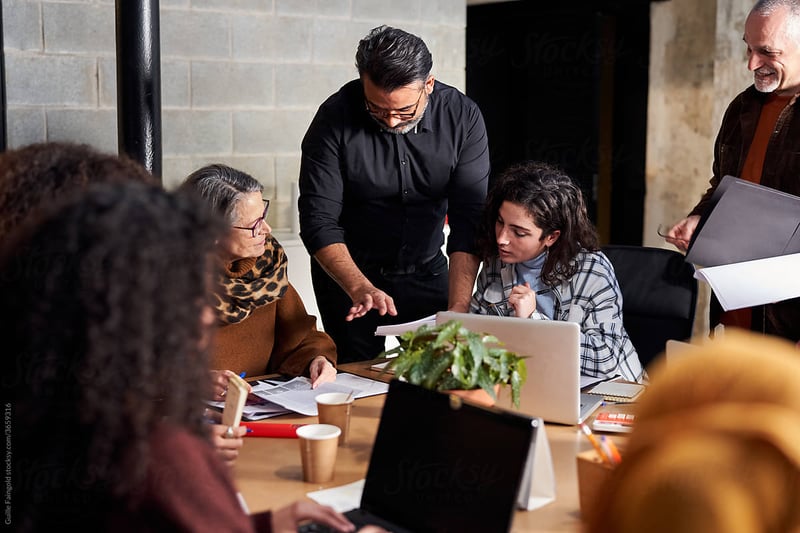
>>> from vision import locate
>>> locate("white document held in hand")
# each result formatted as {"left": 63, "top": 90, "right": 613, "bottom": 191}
{"left": 373, "top": 314, "right": 436, "bottom": 336}
{"left": 694, "top": 253, "right": 800, "bottom": 310}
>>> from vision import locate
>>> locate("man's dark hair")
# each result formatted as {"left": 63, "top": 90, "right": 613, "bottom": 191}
{"left": 477, "top": 161, "right": 600, "bottom": 285}
{"left": 355, "top": 25, "right": 433, "bottom": 90}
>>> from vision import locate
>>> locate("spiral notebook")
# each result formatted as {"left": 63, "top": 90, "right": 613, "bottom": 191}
{"left": 586, "top": 381, "right": 645, "bottom": 403}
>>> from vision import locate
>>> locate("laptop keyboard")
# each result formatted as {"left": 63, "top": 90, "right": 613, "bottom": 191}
{"left": 298, "top": 508, "right": 408, "bottom": 533}
{"left": 579, "top": 393, "right": 603, "bottom": 423}
{"left": 297, "top": 510, "right": 374, "bottom": 533}
{"left": 297, "top": 523, "right": 337, "bottom": 533}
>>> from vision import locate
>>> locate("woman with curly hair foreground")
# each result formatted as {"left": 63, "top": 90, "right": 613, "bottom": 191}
{"left": 0, "top": 142, "right": 248, "bottom": 466}
{"left": 1, "top": 183, "right": 357, "bottom": 532}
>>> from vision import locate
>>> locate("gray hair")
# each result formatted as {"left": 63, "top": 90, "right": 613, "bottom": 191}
{"left": 752, "top": 0, "right": 800, "bottom": 39}
{"left": 753, "top": 0, "right": 800, "bottom": 15}
{"left": 355, "top": 25, "right": 432, "bottom": 91}
{"left": 179, "top": 164, "right": 262, "bottom": 224}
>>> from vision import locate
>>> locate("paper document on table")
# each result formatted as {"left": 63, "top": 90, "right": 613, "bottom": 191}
{"left": 206, "top": 393, "right": 291, "bottom": 421}
{"left": 252, "top": 375, "right": 388, "bottom": 416}
{"left": 374, "top": 314, "right": 436, "bottom": 336}
{"left": 335, "top": 372, "right": 390, "bottom": 397}
{"left": 580, "top": 374, "right": 605, "bottom": 389}
{"left": 307, "top": 480, "right": 364, "bottom": 513}
{"left": 694, "top": 253, "right": 800, "bottom": 311}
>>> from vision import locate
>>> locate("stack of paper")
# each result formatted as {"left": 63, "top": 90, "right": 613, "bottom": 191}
{"left": 207, "top": 373, "right": 389, "bottom": 420}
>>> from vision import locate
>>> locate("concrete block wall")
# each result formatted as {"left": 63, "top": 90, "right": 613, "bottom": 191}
{"left": 3, "top": 0, "right": 467, "bottom": 231}
{"left": 645, "top": 0, "right": 753, "bottom": 337}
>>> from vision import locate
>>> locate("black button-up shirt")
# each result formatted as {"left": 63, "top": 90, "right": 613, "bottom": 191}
{"left": 299, "top": 79, "right": 490, "bottom": 270}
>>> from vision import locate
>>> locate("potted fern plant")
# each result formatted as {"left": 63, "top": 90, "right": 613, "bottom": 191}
{"left": 380, "top": 319, "right": 527, "bottom": 408}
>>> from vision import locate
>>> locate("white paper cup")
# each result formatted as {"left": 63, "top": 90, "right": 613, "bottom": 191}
{"left": 296, "top": 423, "right": 341, "bottom": 483}
{"left": 315, "top": 392, "right": 354, "bottom": 446}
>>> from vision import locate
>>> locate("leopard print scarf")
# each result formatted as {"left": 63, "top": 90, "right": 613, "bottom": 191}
{"left": 214, "top": 235, "right": 289, "bottom": 324}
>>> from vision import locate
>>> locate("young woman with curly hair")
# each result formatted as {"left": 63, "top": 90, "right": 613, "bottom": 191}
{"left": 470, "top": 161, "right": 644, "bottom": 382}
{"left": 1, "top": 183, "right": 356, "bottom": 532}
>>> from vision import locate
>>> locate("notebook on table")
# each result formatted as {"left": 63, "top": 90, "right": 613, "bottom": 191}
{"left": 435, "top": 311, "right": 603, "bottom": 425}
{"left": 586, "top": 381, "right": 645, "bottom": 403}
{"left": 313, "top": 379, "right": 538, "bottom": 533}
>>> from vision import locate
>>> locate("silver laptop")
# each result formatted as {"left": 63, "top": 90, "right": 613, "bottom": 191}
{"left": 436, "top": 311, "right": 602, "bottom": 425}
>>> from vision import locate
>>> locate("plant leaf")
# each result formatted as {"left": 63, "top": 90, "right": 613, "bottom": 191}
{"left": 381, "top": 319, "right": 527, "bottom": 400}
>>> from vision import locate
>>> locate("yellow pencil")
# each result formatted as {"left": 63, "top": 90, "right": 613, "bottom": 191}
{"left": 601, "top": 435, "right": 622, "bottom": 465}
{"left": 579, "top": 422, "right": 611, "bottom": 464}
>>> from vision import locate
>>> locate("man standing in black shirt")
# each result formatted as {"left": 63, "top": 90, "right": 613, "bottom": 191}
{"left": 299, "top": 25, "right": 490, "bottom": 362}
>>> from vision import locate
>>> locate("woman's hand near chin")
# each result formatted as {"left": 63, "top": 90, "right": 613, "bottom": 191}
{"left": 309, "top": 356, "right": 337, "bottom": 388}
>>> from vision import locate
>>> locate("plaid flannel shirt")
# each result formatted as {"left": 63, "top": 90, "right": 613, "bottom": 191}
{"left": 469, "top": 250, "right": 644, "bottom": 382}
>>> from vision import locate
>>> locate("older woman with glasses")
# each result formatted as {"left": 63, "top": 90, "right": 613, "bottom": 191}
{"left": 180, "top": 164, "right": 337, "bottom": 387}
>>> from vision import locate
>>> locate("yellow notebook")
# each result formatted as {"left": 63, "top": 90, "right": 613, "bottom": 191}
{"left": 221, "top": 373, "right": 250, "bottom": 427}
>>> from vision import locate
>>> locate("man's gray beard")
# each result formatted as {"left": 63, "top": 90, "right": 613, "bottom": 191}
{"left": 753, "top": 68, "right": 779, "bottom": 93}
{"left": 373, "top": 101, "right": 428, "bottom": 135}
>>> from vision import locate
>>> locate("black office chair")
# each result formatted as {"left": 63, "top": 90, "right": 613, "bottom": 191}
{"left": 601, "top": 245, "right": 698, "bottom": 370}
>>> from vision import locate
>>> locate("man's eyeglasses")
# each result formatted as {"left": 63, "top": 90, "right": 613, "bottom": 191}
{"left": 365, "top": 89, "right": 424, "bottom": 121}
{"left": 232, "top": 199, "right": 270, "bottom": 238}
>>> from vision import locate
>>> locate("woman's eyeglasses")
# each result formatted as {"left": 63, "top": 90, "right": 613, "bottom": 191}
{"left": 232, "top": 199, "right": 270, "bottom": 238}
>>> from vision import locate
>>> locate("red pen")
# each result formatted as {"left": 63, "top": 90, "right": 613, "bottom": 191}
{"left": 241, "top": 422, "right": 305, "bottom": 438}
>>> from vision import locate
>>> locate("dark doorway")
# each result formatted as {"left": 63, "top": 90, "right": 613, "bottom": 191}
{"left": 466, "top": 0, "right": 652, "bottom": 245}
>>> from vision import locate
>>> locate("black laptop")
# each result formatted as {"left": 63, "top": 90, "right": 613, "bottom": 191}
{"left": 302, "top": 379, "right": 537, "bottom": 533}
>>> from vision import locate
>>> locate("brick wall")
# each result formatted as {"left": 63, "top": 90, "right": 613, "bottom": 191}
{"left": 3, "top": 0, "right": 467, "bottom": 230}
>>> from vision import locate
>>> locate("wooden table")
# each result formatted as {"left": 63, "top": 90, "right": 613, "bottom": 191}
{"left": 234, "top": 364, "right": 609, "bottom": 532}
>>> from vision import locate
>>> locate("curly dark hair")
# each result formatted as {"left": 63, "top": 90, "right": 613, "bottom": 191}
{"left": 0, "top": 183, "right": 225, "bottom": 530}
{"left": 355, "top": 25, "right": 433, "bottom": 90}
{"left": 0, "top": 142, "right": 156, "bottom": 240}
{"left": 477, "top": 161, "right": 600, "bottom": 285}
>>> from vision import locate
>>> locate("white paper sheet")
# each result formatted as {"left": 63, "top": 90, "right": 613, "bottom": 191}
{"left": 694, "top": 253, "right": 800, "bottom": 311}
{"left": 374, "top": 314, "right": 436, "bottom": 336}
{"left": 306, "top": 480, "right": 364, "bottom": 513}
{"left": 207, "top": 373, "right": 389, "bottom": 420}
{"left": 251, "top": 374, "right": 389, "bottom": 416}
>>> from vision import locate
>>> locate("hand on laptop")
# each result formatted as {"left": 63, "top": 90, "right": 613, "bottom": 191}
{"left": 272, "top": 501, "right": 354, "bottom": 532}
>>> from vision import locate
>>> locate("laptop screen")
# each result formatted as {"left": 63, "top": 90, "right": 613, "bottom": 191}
{"left": 360, "top": 380, "right": 535, "bottom": 533}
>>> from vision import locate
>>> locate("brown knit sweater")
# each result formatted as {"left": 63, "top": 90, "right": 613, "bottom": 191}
{"left": 212, "top": 258, "right": 337, "bottom": 377}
